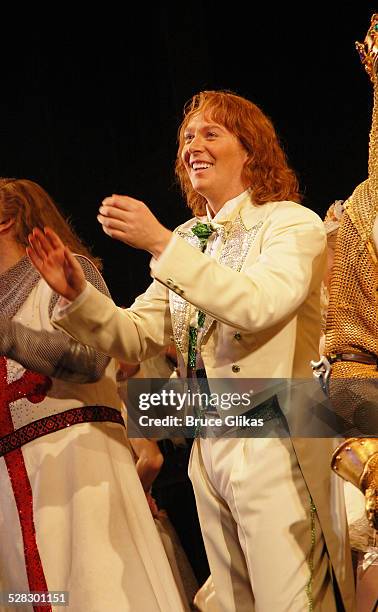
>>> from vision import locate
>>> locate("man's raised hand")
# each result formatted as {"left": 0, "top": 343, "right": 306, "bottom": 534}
{"left": 98, "top": 194, "right": 172, "bottom": 257}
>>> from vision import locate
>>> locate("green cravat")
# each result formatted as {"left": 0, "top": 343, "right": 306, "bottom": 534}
{"left": 188, "top": 221, "right": 216, "bottom": 370}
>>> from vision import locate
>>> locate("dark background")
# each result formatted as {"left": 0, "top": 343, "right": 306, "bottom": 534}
{"left": 0, "top": 3, "right": 374, "bottom": 303}
{"left": 2, "top": 4, "right": 376, "bottom": 587}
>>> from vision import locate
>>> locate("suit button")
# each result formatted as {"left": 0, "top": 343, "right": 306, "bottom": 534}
{"left": 234, "top": 332, "right": 241, "bottom": 340}
{"left": 167, "top": 278, "right": 174, "bottom": 287}
{"left": 232, "top": 364, "right": 240, "bottom": 373}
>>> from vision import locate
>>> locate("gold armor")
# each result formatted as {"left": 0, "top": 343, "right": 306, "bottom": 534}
{"left": 331, "top": 439, "right": 378, "bottom": 530}
{"left": 327, "top": 14, "right": 378, "bottom": 531}
{"left": 325, "top": 194, "right": 378, "bottom": 373}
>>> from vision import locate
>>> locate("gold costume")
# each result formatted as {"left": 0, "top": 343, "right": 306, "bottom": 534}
{"left": 327, "top": 14, "right": 378, "bottom": 531}
{"left": 325, "top": 193, "right": 378, "bottom": 376}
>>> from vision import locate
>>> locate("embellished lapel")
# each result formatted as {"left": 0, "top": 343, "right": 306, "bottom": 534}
{"left": 199, "top": 215, "right": 264, "bottom": 339}
{"left": 169, "top": 200, "right": 267, "bottom": 356}
{"left": 169, "top": 228, "right": 201, "bottom": 356}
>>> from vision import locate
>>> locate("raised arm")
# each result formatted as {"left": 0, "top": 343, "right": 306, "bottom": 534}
{"left": 27, "top": 227, "right": 173, "bottom": 364}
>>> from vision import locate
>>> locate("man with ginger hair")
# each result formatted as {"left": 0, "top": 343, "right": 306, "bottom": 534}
{"left": 28, "top": 91, "right": 354, "bottom": 611}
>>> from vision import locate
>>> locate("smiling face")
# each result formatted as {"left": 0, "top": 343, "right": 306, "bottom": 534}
{"left": 181, "top": 113, "right": 249, "bottom": 214}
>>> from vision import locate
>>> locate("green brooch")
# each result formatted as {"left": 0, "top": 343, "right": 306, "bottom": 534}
{"left": 191, "top": 221, "right": 215, "bottom": 250}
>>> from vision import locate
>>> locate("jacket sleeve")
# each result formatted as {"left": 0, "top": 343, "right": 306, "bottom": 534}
{"left": 52, "top": 276, "right": 173, "bottom": 365}
{"left": 153, "top": 205, "right": 326, "bottom": 332}
{"left": 52, "top": 205, "right": 325, "bottom": 358}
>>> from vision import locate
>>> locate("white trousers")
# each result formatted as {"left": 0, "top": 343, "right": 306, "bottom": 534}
{"left": 189, "top": 437, "right": 337, "bottom": 612}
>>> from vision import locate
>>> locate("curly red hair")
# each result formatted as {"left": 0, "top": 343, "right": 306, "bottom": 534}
{"left": 175, "top": 90, "right": 301, "bottom": 216}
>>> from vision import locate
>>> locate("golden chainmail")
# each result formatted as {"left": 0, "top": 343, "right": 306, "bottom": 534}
{"left": 325, "top": 208, "right": 378, "bottom": 379}
{"left": 325, "top": 76, "right": 378, "bottom": 380}
{"left": 326, "top": 12, "right": 378, "bottom": 537}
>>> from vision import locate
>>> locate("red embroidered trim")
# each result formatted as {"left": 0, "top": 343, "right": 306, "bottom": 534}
{"left": 0, "top": 357, "right": 53, "bottom": 611}
{"left": 2, "top": 405, "right": 124, "bottom": 612}
{"left": 5, "top": 450, "right": 51, "bottom": 612}
{"left": 1, "top": 355, "right": 124, "bottom": 610}
{"left": 0, "top": 406, "right": 125, "bottom": 457}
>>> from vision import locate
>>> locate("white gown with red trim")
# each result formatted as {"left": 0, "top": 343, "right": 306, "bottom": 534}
{"left": 0, "top": 278, "right": 186, "bottom": 612}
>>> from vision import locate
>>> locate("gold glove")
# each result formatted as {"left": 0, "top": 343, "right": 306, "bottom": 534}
{"left": 332, "top": 438, "right": 378, "bottom": 530}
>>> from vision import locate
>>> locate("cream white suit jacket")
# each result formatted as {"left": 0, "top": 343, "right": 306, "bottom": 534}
{"left": 52, "top": 192, "right": 355, "bottom": 610}
{"left": 53, "top": 193, "right": 326, "bottom": 378}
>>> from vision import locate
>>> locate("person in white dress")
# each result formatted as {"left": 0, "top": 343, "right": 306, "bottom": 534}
{"left": 0, "top": 178, "right": 186, "bottom": 612}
